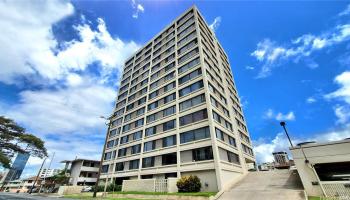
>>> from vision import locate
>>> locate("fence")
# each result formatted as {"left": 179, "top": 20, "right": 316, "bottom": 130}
{"left": 321, "top": 181, "right": 350, "bottom": 199}
{"left": 155, "top": 179, "right": 167, "bottom": 192}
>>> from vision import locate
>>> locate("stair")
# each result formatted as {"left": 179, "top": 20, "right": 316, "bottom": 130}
{"left": 218, "top": 170, "right": 305, "bottom": 200}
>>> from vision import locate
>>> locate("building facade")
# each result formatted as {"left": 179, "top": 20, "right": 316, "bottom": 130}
{"left": 100, "top": 6, "right": 255, "bottom": 192}
{"left": 39, "top": 168, "right": 60, "bottom": 178}
{"left": 290, "top": 140, "right": 350, "bottom": 197}
{"left": 1, "top": 153, "right": 30, "bottom": 183}
{"left": 2, "top": 176, "right": 42, "bottom": 193}
{"left": 258, "top": 162, "right": 275, "bottom": 171}
{"left": 61, "top": 158, "right": 99, "bottom": 186}
{"left": 273, "top": 151, "right": 290, "bottom": 169}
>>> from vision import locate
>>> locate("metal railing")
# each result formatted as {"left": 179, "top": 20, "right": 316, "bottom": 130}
{"left": 321, "top": 181, "right": 350, "bottom": 199}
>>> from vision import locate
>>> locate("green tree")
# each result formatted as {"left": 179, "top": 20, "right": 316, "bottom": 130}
{"left": 0, "top": 116, "right": 47, "bottom": 168}
{"left": 51, "top": 170, "right": 69, "bottom": 184}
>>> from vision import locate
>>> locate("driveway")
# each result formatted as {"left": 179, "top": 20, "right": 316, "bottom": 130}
{"left": 218, "top": 169, "right": 305, "bottom": 200}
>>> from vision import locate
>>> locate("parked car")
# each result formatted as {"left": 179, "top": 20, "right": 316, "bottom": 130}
{"left": 27, "top": 187, "right": 39, "bottom": 193}
{"left": 81, "top": 186, "right": 92, "bottom": 192}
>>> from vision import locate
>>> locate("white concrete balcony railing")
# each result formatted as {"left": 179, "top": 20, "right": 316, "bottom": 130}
{"left": 321, "top": 181, "right": 350, "bottom": 198}
{"left": 141, "top": 164, "right": 178, "bottom": 174}
{"left": 80, "top": 166, "right": 99, "bottom": 172}
{"left": 77, "top": 177, "right": 97, "bottom": 183}
{"left": 180, "top": 160, "right": 215, "bottom": 171}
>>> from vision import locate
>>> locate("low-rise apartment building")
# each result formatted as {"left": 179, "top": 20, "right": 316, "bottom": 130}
{"left": 258, "top": 162, "right": 275, "bottom": 171}
{"left": 61, "top": 158, "right": 99, "bottom": 186}
{"left": 2, "top": 176, "right": 42, "bottom": 193}
{"left": 2, "top": 179, "right": 23, "bottom": 192}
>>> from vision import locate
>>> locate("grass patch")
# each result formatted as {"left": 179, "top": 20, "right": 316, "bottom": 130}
{"left": 64, "top": 194, "right": 154, "bottom": 200}
{"left": 64, "top": 191, "right": 216, "bottom": 199}
{"left": 309, "top": 197, "right": 320, "bottom": 200}
{"left": 308, "top": 197, "right": 337, "bottom": 200}
{"left": 109, "top": 191, "right": 217, "bottom": 197}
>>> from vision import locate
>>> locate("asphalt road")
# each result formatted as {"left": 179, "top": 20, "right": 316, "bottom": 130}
{"left": 0, "top": 192, "right": 73, "bottom": 200}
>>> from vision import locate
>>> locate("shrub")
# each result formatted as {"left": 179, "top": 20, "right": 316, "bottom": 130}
{"left": 92, "top": 184, "right": 122, "bottom": 192}
{"left": 92, "top": 185, "right": 104, "bottom": 192}
{"left": 176, "top": 175, "right": 201, "bottom": 192}
{"left": 107, "top": 184, "right": 122, "bottom": 192}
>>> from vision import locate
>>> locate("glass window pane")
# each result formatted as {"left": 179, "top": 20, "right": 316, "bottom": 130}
{"left": 180, "top": 115, "right": 192, "bottom": 126}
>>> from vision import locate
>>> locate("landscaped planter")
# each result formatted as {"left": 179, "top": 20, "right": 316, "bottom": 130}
{"left": 111, "top": 193, "right": 211, "bottom": 200}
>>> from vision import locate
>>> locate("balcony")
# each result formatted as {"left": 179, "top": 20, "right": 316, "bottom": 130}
{"left": 76, "top": 177, "right": 97, "bottom": 183}
{"left": 81, "top": 166, "right": 99, "bottom": 172}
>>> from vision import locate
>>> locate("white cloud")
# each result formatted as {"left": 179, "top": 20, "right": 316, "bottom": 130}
{"left": 254, "top": 125, "right": 350, "bottom": 163}
{"left": 276, "top": 112, "right": 295, "bottom": 121}
{"left": 5, "top": 81, "right": 115, "bottom": 136}
{"left": 306, "top": 97, "right": 317, "bottom": 104}
{"left": 339, "top": 4, "right": 350, "bottom": 16}
{"left": 264, "top": 109, "right": 274, "bottom": 118}
{"left": 131, "top": 0, "right": 145, "bottom": 19}
{"left": 254, "top": 133, "right": 291, "bottom": 163}
{"left": 261, "top": 80, "right": 350, "bottom": 163}
{"left": 57, "top": 18, "right": 139, "bottom": 81}
{"left": 306, "top": 59, "right": 319, "bottom": 69}
{"left": 251, "top": 10, "right": 350, "bottom": 78}
{"left": 334, "top": 105, "right": 350, "bottom": 124}
{"left": 239, "top": 96, "right": 249, "bottom": 109}
{"left": 245, "top": 66, "right": 255, "bottom": 70}
{"left": 312, "top": 125, "right": 350, "bottom": 141}
{"left": 209, "top": 17, "right": 221, "bottom": 32}
{"left": 325, "top": 71, "right": 350, "bottom": 124}
{"left": 0, "top": 3, "right": 138, "bottom": 134}
{"left": 264, "top": 109, "right": 295, "bottom": 121}
{"left": 0, "top": 0, "right": 74, "bottom": 84}
{"left": 325, "top": 71, "right": 350, "bottom": 104}
{"left": 0, "top": 1, "right": 139, "bottom": 85}
{"left": 66, "top": 73, "right": 83, "bottom": 87}
{"left": 0, "top": 0, "right": 141, "bottom": 178}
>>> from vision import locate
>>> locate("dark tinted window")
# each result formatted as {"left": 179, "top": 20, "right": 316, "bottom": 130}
{"left": 192, "top": 146, "right": 213, "bottom": 161}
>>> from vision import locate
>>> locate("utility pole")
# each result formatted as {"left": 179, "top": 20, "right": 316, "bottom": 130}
{"left": 29, "top": 157, "right": 47, "bottom": 194}
{"left": 93, "top": 116, "right": 111, "bottom": 198}
{"left": 103, "top": 173, "right": 109, "bottom": 197}
{"left": 39, "top": 152, "right": 55, "bottom": 194}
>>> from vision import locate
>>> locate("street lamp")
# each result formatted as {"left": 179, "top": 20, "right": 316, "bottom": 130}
{"left": 93, "top": 116, "right": 111, "bottom": 198}
{"left": 279, "top": 121, "right": 294, "bottom": 148}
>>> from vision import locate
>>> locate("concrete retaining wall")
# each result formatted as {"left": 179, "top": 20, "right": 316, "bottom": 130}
{"left": 57, "top": 186, "right": 84, "bottom": 195}
{"left": 122, "top": 179, "right": 156, "bottom": 192}
{"left": 122, "top": 178, "right": 179, "bottom": 193}
{"left": 167, "top": 178, "right": 178, "bottom": 193}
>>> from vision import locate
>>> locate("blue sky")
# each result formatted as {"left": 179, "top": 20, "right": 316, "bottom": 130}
{"left": 0, "top": 0, "right": 350, "bottom": 177}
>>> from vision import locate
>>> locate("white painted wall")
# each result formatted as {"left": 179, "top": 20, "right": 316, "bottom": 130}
{"left": 290, "top": 140, "right": 350, "bottom": 197}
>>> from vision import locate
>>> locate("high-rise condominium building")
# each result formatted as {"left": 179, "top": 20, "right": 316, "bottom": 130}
{"left": 1, "top": 153, "right": 30, "bottom": 183}
{"left": 100, "top": 6, "right": 255, "bottom": 192}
